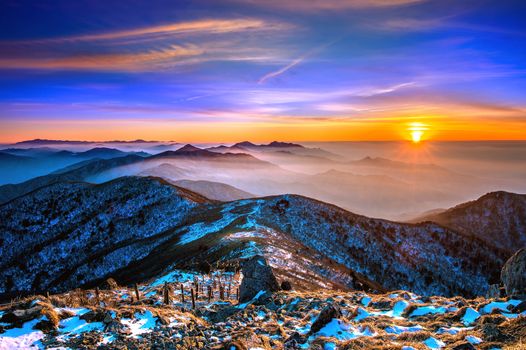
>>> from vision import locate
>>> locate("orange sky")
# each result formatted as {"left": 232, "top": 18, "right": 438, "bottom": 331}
{"left": 2, "top": 115, "right": 526, "bottom": 143}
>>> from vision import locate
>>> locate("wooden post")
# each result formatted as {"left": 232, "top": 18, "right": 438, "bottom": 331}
{"left": 219, "top": 284, "right": 224, "bottom": 300}
{"left": 134, "top": 283, "right": 140, "bottom": 302}
{"left": 191, "top": 288, "right": 195, "bottom": 309}
{"left": 195, "top": 282, "right": 199, "bottom": 299}
{"left": 95, "top": 287, "right": 100, "bottom": 305}
{"left": 207, "top": 286, "right": 212, "bottom": 303}
{"left": 236, "top": 287, "right": 239, "bottom": 301}
{"left": 180, "top": 284, "right": 185, "bottom": 303}
{"left": 163, "top": 283, "right": 170, "bottom": 305}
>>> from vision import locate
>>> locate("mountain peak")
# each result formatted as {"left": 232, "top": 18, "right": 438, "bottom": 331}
{"left": 267, "top": 141, "right": 303, "bottom": 148}
{"left": 175, "top": 144, "right": 203, "bottom": 153}
{"left": 233, "top": 141, "right": 257, "bottom": 148}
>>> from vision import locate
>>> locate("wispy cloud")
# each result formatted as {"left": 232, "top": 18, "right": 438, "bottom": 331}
{"left": 0, "top": 17, "right": 294, "bottom": 71}
{"left": 0, "top": 45, "right": 204, "bottom": 71}
{"left": 28, "top": 18, "right": 289, "bottom": 44}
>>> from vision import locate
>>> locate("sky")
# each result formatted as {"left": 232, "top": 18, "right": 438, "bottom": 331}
{"left": 0, "top": 0, "right": 525, "bottom": 142}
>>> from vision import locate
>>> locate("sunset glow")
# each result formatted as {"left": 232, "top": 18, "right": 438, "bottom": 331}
{"left": 0, "top": 1, "right": 525, "bottom": 142}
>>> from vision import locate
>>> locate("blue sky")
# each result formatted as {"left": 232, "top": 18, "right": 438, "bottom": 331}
{"left": 0, "top": 0, "right": 525, "bottom": 142}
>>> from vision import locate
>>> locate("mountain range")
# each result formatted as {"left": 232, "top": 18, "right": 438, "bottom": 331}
{"left": 1, "top": 175, "right": 522, "bottom": 302}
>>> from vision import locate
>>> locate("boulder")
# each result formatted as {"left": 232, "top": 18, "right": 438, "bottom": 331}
{"left": 308, "top": 304, "right": 342, "bottom": 335}
{"left": 0, "top": 305, "right": 43, "bottom": 324}
{"left": 281, "top": 280, "right": 292, "bottom": 291}
{"left": 501, "top": 248, "right": 526, "bottom": 297}
{"left": 238, "top": 255, "right": 279, "bottom": 303}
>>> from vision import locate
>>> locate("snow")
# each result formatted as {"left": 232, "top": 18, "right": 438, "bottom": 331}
{"left": 226, "top": 231, "right": 266, "bottom": 239}
{"left": 462, "top": 307, "right": 480, "bottom": 325}
{"left": 385, "top": 324, "right": 423, "bottom": 334}
{"left": 466, "top": 335, "right": 482, "bottom": 344}
{"left": 0, "top": 318, "right": 44, "bottom": 350}
{"left": 121, "top": 311, "right": 156, "bottom": 337}
{"left": 324, "top": 342, "right": 336, "bottom": 350}
{"left": 410, "top": 305, "right": 446, "bottom": 317}
{"left": 387, "top": 300, "right": 409, "bottom": 317}
{"left": 59, "top": 316, "right": 104, "bottom": 334}
{"left": 424, "top": 337, "right": 445, "bottom": 349}
{"left": 236, "top": 290, "right": 267, "bottom": 309}
{"left": 149, "top": 270, "right": 196, "bottom": 287}
{"left": 314, "top": 318, "right": 373, "bottom": 341}
{"left": 437, "top": 326, "right": 472, "bottom": 335}
{"left": 480, "top": 300, "right": 521, "bottom": 314}
{"left": 353, "top": 307, "right": 371, "bottom": 321}
{"left": 361, "top": 296, "right": 371, "bottom": 306}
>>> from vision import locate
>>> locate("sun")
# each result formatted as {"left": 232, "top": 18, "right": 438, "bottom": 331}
{"left": 407, "top": 122, "right": 429, "bottom": 143}
{"left": 411, "top": 130, "right": 423, "bottom": 143}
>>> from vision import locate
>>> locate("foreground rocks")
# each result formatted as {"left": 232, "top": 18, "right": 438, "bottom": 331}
{"left": 1, "top": 270, "right": 526, "bottom": 350}
{"left": 501, "top": 248, "right": 526, "bottom": 297}
{"left": 238, "top": 255, "right": 279, "bottom": 303}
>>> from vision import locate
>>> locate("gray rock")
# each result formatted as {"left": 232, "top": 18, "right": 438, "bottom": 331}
{"left": 308, "top": 304, "right": 342, "bottom": 335}
{"left": 501, "top": 248, "right": 526, "bottom": 297}
{"left": 238, "top": 255, "right": 279, "bottom": 303}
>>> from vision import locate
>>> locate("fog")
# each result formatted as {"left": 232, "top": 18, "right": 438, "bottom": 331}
{"left": 1, "top": 140, "right": 525, "bottom": 221}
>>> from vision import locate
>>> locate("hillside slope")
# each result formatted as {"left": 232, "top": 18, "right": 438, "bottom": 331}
{"left": 0, "top": 177, "right": 507, "bottom": 301}
{"left": 414, "top": 191, "right": 526, "bottom": 255}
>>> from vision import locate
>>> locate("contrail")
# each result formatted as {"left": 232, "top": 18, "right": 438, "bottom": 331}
{"left": 257, "top": 39, "right": 339, "bottom": 84}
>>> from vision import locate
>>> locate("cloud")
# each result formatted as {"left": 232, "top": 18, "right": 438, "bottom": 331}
{"left": 0, "top": 45, "right": 204, "bottom": 71}
{"left": 0, "top": 17, "right": 293, "bottom": 71}
{"left": 229, "top": 0, "right": 426, "bottom": 11}
{"left": 26, "top": 18, "right": 288, "bottom": 44}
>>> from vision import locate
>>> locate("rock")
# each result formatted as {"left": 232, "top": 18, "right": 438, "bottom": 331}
{"left": 223, "top": 341, "right": 247, "bottom": 350}
{"left": 308, "top": 304, "right": 342, "bottom": 335}
{"left": 510, "top": 300, "right": 526, "bottom": 313}
{"left": 80, "top": 309, "right": 106, "bottom": 323}
{"left": 253, "top": 290, "right": 273, "bottom": 305}
{"left": 34, "top": 319, "right": 57, "bottom": 332}
{"left": 284, "top": 331, "right": 306, "bottom": 349}
{"left": 451, "top": 342, "right": 476, "bottom": 350}
{"left": 0, "top": 305, "right": 43, "bottom": 324}
{"left": 101, "top": 277, "right": 119, "bottom": 290}
{"left": 486, "top": 284, "right": 500, "bottom": 299}
{"left": 501, "top": 248, "right": 526, "bottom": 297}
{"left": 103, "top": 311, "right": 114, "bottom": 324}
{"left": 238, "top": 255, "right": 279, "bottom": 303}
{"left": 105, "top": 320, "right": 130, "bottom": 334}
{"left": 281, "top": 280, "right": 292, "bottom": 291}
{"left": 480, "top": 323, "right": 504, "bottom": 342}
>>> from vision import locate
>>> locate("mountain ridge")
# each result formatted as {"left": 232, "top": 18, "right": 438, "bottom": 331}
{"left": 0, "top": 176, "right": 511, "bottom": 301}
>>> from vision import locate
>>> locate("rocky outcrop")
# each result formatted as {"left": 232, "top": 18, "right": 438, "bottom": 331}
{"left": 308, "top": 303, "right": 342, "bottom": 335}
{"left": 238, "top": 255, "right": 279, "bottom": 303}
{"left": 501, "top": 248, "right": 526, "bottom": 297}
